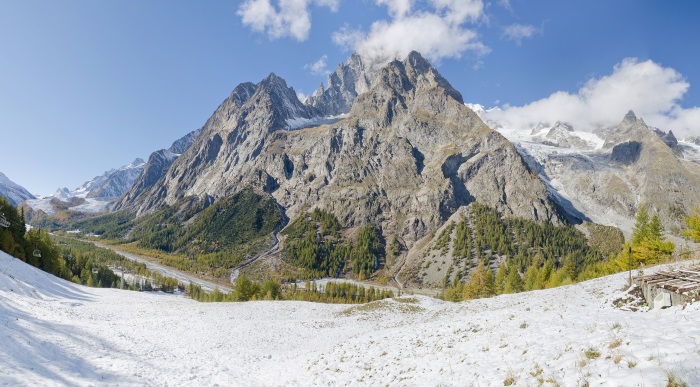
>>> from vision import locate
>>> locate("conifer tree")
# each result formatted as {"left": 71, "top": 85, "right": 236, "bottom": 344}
{"left": 494, "top": 262, "right": 508, "bottom": 294}
{"left": 463, "top": 260, "right": 495, "bottom": 299}
{"left": 523, "top": 262, "right": 540, "bottom": 291}
{"left": 647, "top": 214, "right": 663, "bottom": 241}
{"left": 503, "top": 264, "right": 523, "bottom": 294}
{"left": 632, "top": 205, "right": 650, "bottom": 244}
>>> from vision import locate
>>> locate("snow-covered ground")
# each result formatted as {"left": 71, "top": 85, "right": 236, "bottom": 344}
{"left": 1, "top": 250, "right": 699, "bottom": 386}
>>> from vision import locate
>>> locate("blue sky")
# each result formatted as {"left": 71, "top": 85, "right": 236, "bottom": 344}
{"left": 2, "top": 0, "right": 700, "bottom": 196}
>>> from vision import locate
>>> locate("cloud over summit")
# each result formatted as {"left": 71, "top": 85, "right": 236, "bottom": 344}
{"left": 333, "top": 0, "right": 488, "bottom": 67}
{"left": 484, "top": 58, "right": 700, "bottom": 138}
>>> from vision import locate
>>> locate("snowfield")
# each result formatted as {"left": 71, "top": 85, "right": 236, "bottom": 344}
{"left": 1, "top": 250, "right": 699, "bottom": 386}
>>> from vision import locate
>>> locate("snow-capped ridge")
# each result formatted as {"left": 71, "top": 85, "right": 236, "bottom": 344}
{"left": 0, "top": 172, "right": 35, "bottom": 206}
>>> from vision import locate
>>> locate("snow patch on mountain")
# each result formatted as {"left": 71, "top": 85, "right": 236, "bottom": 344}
{"left": 66, "top": 198, "right": 113, "bottom": 213}
{"left": 678, "top": 139, "right": 700, "bottom": 163}
{"left": 285, "top": 114, "right": 348, "bottom": 130}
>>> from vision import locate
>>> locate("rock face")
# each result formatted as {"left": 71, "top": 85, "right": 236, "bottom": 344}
{"left": 533, "top": 122, "right": 590, "bottom": 149}
{"left": 121, "top": 52, "right": 562, "bottom": 246}
{"left": 611, "top": 141, "right": 641, "bottom": 165}
{"left": 86, "top": 159, "right": 145, "bottom": 200}
{"left": 518, "top": 111, "right": 700, "bottom": 233}
{"left": 0, "top": 173, "right": 35, "bottom": 206}
{"left": 115, "top": 129, "right": 200, "bottom": 210}
{"left": 305, "top": 53, "right": 373, "bottom": 117}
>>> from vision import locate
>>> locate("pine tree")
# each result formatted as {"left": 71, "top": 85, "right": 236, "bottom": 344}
{"left": 647, "top": 214, "right": 663, "bottom": 241}
{"left": 495, "top": 262, "right": 508, "bottom": 294}
{"left": 503, "top": 264, "right": 523, "bottom": 294}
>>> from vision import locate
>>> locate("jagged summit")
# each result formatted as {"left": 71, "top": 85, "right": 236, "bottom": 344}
{"left": 623, "top": 110, "right": 637, "bottom": 123}
{"left": 350, "top": 51, "right": 467, "bottom": 128}
{"left": 129, "top": 158, "right": 145, "bottom": 167}
{"left": 229, "top": 82, "right": 256, "bottom": 108}
{"left": 121, "top": 51, "right": 560, "bottom": 245}
{"left": 305, "top": 53, "right": 372, "bottom": 116}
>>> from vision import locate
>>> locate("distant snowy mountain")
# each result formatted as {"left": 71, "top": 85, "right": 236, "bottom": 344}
{"left": 85, "top": 158, "right": 145, "bottom": 200}
{"left": 0, "top": 172, "right": 35, "bottom": 206}
{"left": 469, "top": 105, "right": 700, "bottom": 234}
{"left": 25, "top": 159, "right": 146, "bottom": 215}
{"left": 114, "top": 129, "right": 200, "bottom": 211}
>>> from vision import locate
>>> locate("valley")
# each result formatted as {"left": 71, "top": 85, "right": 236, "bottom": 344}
{"left": 91, "top": 241, "right": 232, "bottom": 293}
{"left": 3, "top": 2, "right": 700, "bottom": 385}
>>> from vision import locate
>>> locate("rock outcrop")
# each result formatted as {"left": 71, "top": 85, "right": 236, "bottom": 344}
{"left": 533, "top": 121, "right": 590, "bottom": 149}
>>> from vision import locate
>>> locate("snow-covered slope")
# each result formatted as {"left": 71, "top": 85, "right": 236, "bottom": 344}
{"left": 0, "top": 172, "right": 35, "bottom": 206}
{"left": 69, "top": 158, "right": 145, "bottom": 200}
{"left": 1, "top": 250, "right": 698, "bottom": 385}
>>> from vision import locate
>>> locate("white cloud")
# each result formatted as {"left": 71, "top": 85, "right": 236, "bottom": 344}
{"left": 484, "top": 58, "right": 700, "bottom": 138}
{"left": 296, "top": 90, "right": 310, "bottom": 103}
{"left": 502, "top": 23, "right": 539, "bottom": 45}
{"left": 376, "top": 0, "right": 415, "bottom": 19}
{"left": 237, "top": 0, "right": 339, "bottom": 41}
{"left": 333, "top": 0, "right": 488, "bottom": 66}
{"left": 332, "top": 25, "right": 365, "bottom": 49}
{"left": 498, "top": 0, "right": 513, "bottom": 12}
{"left": 304, "top": 54, "right": 331, "bottom": 76}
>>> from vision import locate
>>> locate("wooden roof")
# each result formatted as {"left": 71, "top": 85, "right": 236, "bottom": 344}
{"left": 635, "top": 266, "right": 700, "bottom": 294}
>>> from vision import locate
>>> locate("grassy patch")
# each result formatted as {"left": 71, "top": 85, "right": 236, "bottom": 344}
{"left": 584, "top": 347, "right": 601, "bottom": 360}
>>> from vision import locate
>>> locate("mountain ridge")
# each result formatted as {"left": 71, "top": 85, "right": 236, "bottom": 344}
{"left": 118, "top": 51, "right": 562, "bottom": 251}
{"left": 0, "top": 172, "right": 35, "bottom": 206}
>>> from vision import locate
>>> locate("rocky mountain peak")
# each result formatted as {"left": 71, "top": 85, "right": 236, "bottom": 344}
{"left": 623, "top": 110, "right": 638, "bottom": 124}
{"left": 0, "top": 173, "right": 35, "bottom": 206}
{"left": 602, "top": 111, "right": 652, "bottom": 148}
{"left": 305, "top": 53, "right": 372, "bottom": 116}
{"left": 129, "top": 158, "right": 145, "bottom": 168}
{"left": 230, "top": 82, "right": 257, "bottom": 108}
{"left": 349, "top": 52, "right": 466, "bottom": 127}
{"left": 254, "top": 72, "right": 315, "bottom": 129}
{"left": 660, "top": 130, "right": 678, "bottom": 149}
{"left": 552, "top": 121, "right": 574, "bottom": 132}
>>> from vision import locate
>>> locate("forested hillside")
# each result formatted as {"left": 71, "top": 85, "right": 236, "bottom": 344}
{"left": 67, "top": 189, "right": 283, "bottom": 280}
{"left": 281, "top": 208, "right": 382, "bottom": 280}
{"left": 436, "top": 203, "right": 682, "bottom": 302}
